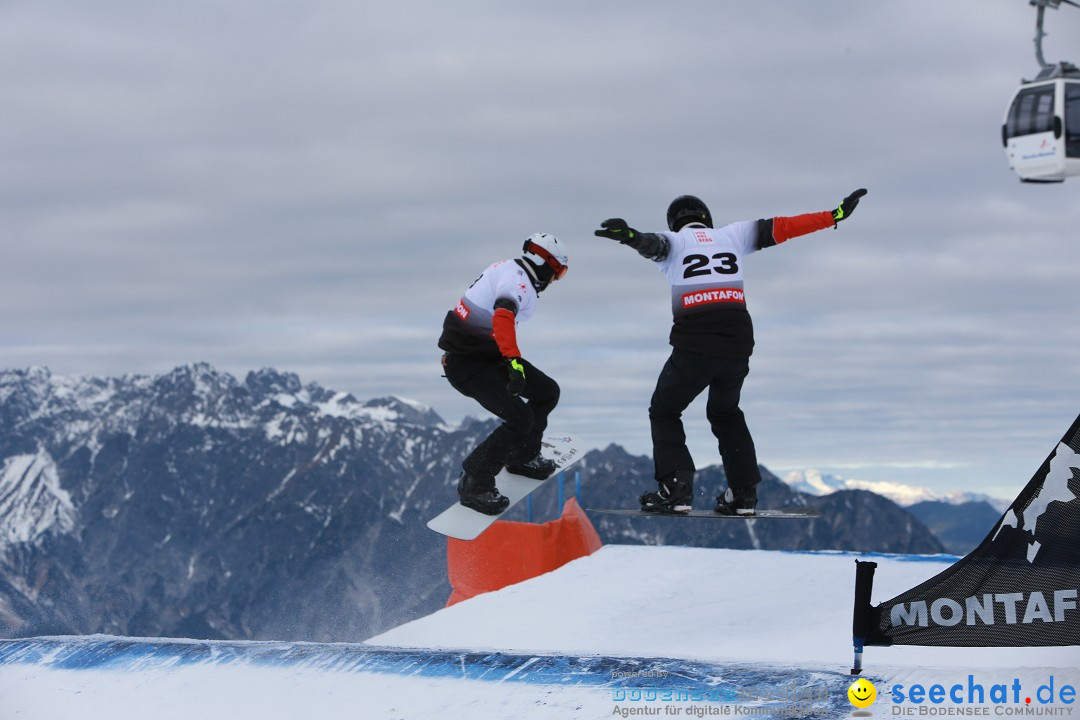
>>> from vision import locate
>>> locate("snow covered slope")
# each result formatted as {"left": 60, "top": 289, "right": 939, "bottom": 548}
{"left": 1, "top": 546, "right": 1077, "bottom": 720}
{"left": 370, "top": 545, "right": 1076, "bottom": 668}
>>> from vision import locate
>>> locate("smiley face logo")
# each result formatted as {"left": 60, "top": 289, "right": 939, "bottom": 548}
{"left": 848, "top": 678, "right": 877, "bottom": 708}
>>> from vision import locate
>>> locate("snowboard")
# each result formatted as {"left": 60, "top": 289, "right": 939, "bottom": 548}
{"left": 589, "top": 508, "right": 820, "bottom": 520}
{"left": 427, "top": 433, "right": 583, "bottom": 541}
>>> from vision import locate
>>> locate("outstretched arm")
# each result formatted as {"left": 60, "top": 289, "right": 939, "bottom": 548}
{"left": 594, "top": 218, "right": 670, "bottom": 261}
{"left": 756, "top": 188, "right": 868, "bottom": 249}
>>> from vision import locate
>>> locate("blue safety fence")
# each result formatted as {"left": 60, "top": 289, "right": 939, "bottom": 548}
{"left": 526, "top": 469, "right": 581, "bottom": 523}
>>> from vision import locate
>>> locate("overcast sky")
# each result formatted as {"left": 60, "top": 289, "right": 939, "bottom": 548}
{"left": 3, "top": 1, "right": 1078, "bottom": 499}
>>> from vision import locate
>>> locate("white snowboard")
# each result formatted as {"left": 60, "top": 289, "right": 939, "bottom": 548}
{"left": 427, "top": 433, "right": 583, "bottom": 541}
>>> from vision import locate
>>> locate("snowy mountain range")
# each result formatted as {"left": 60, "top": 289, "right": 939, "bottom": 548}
{"left": 0, "top": 364, "right": 989, "bottom": 642}
{"left": 782, "top": 468, "right": 1011, "bottom": 511}
{"left": 0, "top": 364, "right": 471, "bottom": 642}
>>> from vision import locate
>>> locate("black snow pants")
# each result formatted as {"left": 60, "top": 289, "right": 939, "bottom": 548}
{"left": 648, "top": 348, "right": 762, "bottom": 493}
{"left": 442, "top": 353, "right": 560, "bottom": 482}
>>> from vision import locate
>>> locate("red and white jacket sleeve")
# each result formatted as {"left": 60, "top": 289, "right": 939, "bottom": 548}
{"left": 770, "top": 211, "right": 835, "bottom": 244}
{"left": 491, "top": 303, "right": 521, "bottom": 358}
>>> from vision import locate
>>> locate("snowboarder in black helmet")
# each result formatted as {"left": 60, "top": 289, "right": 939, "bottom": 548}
{"left": 595, "top": 190, "right": 867, "bottom": 516}
{"left": 438, "top": 233, "right": 569, "bottom": 515}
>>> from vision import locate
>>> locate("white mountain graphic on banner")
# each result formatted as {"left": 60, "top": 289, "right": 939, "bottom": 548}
{"left": 992, "top": 441, "right": 1080, "bottom": 562}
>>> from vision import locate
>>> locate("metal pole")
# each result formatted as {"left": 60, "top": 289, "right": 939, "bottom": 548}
{"left": 1035, "top": 3, "right": 1051, "bottom": 71}
{"left": 851, "top": 560, "right": 878, "bottom": 675}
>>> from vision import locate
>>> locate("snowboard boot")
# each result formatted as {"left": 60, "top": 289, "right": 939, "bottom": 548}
{"left": 457, "top": 472, "right": 510, "bottom": 516}
{"left": 714, "top": 487, "right": 757, "bottom": 516}
{"left": 506, "top": 453, "right": 558, "bottom": 480}
{"left": 640, "top": 470, "right": 694, "bottom": 514}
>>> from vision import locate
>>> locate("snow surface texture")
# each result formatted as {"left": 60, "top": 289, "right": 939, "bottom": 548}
{"left": 1, "top": 546, "right": 1077, "bottom": 720}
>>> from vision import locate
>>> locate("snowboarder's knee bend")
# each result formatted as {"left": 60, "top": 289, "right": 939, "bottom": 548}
{"left": 502, "top": 403, "right": 535, "bottom": 435}
{"left": 707, "top": 406, "right": 748, "bottom": 434}
{"left": 531, "top": 383, "right": 559, "bottom": 417}
{"left": 648, "top": 403, "right": 684, "bottom": 424}
{"left": 526, "top": 373, "right": 560, "bottom": 411}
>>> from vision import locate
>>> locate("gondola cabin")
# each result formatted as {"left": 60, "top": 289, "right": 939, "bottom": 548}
{"left": 1002, "top": 64, "right": 1080, "bottom": 182}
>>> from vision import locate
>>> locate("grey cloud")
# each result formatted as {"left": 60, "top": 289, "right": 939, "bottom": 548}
{"left": 2, "top": 0, "right": 1077, "bottom": 498}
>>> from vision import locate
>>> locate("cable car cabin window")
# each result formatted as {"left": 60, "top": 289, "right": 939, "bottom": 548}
{"left": 1066, "top": 83, "right": 1080, "bottom": 158}
{"left": 1006, "top": 85, "right": 1056, "bottom": 138}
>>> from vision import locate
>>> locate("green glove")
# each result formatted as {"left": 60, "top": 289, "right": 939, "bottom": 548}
{"left": 594, "top": 218, "right": 641, "bottom": 244}
{"left": 832, "top": 189, "right": 868, "bottom": 223}
{"left": 507, "top": 357, "right": 526, "bottom": 396}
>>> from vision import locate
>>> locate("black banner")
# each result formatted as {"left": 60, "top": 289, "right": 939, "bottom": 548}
{"left": 864, "top": 412, "right": 1080, "bottom": 647}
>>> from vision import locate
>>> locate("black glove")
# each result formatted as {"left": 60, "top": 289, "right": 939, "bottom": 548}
{"left": 507, "top": 357, "right": 526, "bottom": 396}
{"left": 832, "top": 189, "right": 867, "bottom": 223}
{"left": 594, "top": 218, "right": 641, "bottom": 244}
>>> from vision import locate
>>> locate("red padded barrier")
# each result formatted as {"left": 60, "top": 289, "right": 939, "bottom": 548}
{"left": 445, "top": 498, "right": 602, "bottom": 606}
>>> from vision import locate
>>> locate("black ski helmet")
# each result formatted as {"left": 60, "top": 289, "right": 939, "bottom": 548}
{"left": 667, "top": 195, "right": 713, "bottom": 232}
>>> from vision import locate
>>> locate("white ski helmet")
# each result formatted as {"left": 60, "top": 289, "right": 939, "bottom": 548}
{"left": 521, "top": 232, "right": 568, "bottom": 282}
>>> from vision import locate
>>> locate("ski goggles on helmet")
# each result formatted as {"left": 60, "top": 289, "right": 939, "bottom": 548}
{"left": 525, "top": 241, "right": 569, "bottom": 281}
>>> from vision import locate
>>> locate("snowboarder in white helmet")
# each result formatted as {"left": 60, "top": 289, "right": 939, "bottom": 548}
{"left": 438, "top": 233, "right": 569, "bottom": 515}
{"left": 596, "top": 190, "right": 867, "bottom": 516}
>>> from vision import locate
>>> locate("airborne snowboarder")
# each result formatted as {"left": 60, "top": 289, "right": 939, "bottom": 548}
{"left": 438, "top": 233, "right": 569, "bottom": 515}
{"left": 595, "top": 190, "right": 867, "bottom": 516}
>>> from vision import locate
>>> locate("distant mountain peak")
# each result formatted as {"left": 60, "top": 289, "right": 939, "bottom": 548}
{"left": 782, "top": 469, "right": 1010, "bottom": 511}
{"left": 362, "top": 396, "right": 444, "bottom": 427}
{"left": 156, "top": 363, "right": 238, "bottom": 395}
{"left": 244, "top": 368, "right": 303, "bottom": 395}
{"left": 782, "top": 468, "right": 846, "bottom": 496}
{"left": 0, "top": 450, "right": 75, "bottom": 547}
